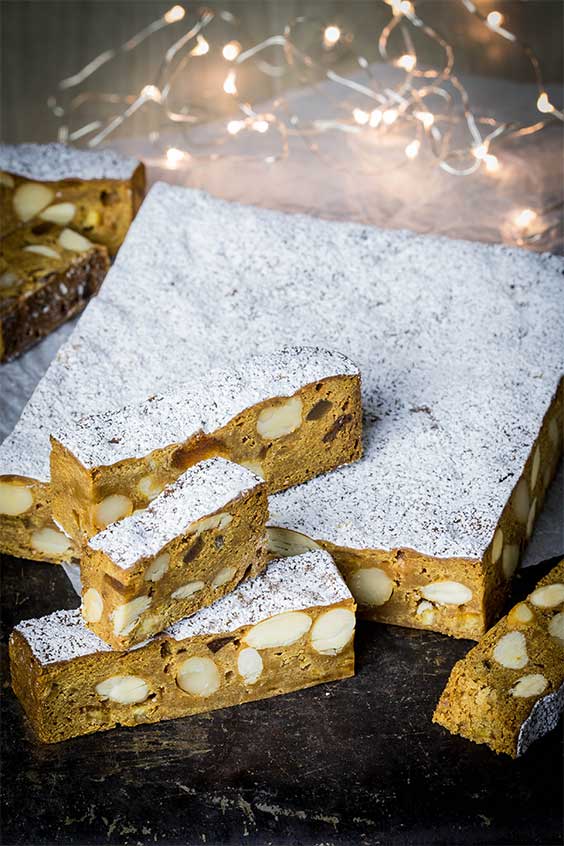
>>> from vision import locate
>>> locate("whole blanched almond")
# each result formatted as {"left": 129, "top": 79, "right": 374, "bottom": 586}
{"left": 244, "top": 611, "right": 312, "bottom": 649}
{"left": 310, "top": 608, "right": 355, "bottom": 655}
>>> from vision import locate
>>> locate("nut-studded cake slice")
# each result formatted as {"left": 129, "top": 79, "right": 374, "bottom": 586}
{"left": 9, "top": 550, "right": 356, "bottom": 743}
{"left": 82, "top": 458, "right": 268, "bottom": 649}
{"left": 50, "top": 346, "right": 362, "bottom": 544}
{"left": 433, "top": 560, "right": 564, "bottom": 756}
{"left": 0, "top": 143, "right": 145, "bottom": 255}
{"left": 0, "top": 222, "right": 109, "bottom": 362}
{"left": 0, "top": 143, "right": 144, "bottom": 363}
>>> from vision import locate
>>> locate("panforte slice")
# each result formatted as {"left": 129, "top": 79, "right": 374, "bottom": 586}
{"left": 50, "top": 346, "right": 362, "bottom": 544}
{"left": 10, "top": 551, "right": 356, "bottom": 743}
{"left": 0, "top": 221, "right": 109, "bottom": 362}
{"left": 0, "top": 143, "right": 145, "bottom": 255}
{"left": 81, "top": 458, "right": 268, "bottom": 649}
{"left": 433, "top": 560, "right": 564, "bottom": 756}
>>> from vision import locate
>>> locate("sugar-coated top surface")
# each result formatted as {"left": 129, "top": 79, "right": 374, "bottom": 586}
{"left": 167, "top": 549, "right": 351, "bottom": 640}
{"left": 88, "top": 457, "right": 262, "bottom": 569}
{"left": 1, "top": 183, "right": 563, "bottom": 559}
{"left": 0, "top": 143, "right": 139, "bottom": 182}
{"left": 14, "top": 608, "right": 113, "bottom": 665}
{"left": 14, "top": 551, "right": 351, "bottom": 665}
{"left": 55, "top": 346, "right": 358, "bottom": 468}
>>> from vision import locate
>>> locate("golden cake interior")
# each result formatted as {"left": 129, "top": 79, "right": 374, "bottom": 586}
{"left": 0, "top": 165, "right": 145, "bottom": 255}
{"left": 81, "top": 484, "right": 269, "bottom": 650}
{"left": 10, "top": 598, "right": 356, "bottom": 743}
{"left": 433, "top": 560, "right": 564, "bottom": 756}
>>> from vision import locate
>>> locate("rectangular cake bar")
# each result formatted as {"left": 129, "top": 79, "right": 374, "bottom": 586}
{"left": 433, "top": 560, "right": 564, "bottom": 756}
{"left": 82, "top": 458, "right": 268, "bottom": 649}
{"left": 0, "top": 143, "right": 144, "bottom": 362}
{"left": 50, "top": 345, "right": 362, "bottom": 543}
{"left": 1, "top": 222, "right": 109, "bottom": 362}
{"left": 9, "top": 551, "right": 356, "bottom": 743}
{"left": 1, "top": 183, "right": 563, "bottom": 640}
{"left": 0, "top": 143, "right": 145, "bottom": 255}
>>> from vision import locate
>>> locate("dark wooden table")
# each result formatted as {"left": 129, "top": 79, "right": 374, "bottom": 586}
{"left": 2, "top": 554, "right": 562, "bottom": 846}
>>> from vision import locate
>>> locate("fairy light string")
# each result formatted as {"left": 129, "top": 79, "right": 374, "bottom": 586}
{"left": 48, "top": 1, "right": 562, "bottom": 243}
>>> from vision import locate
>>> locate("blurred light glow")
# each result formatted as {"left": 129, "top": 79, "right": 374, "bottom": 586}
{"left": 537, "top": 92, "right": 554, "bottom": 113}
{"left": 166, "top": 147, "right": 186, "bottom": 164}
{"left": 252, "top": 119, "right": 269, "bottom": 133}
{"left": 486, "top": 11, "right": 503, "bottom": 28}
{"left": 191, "top": 36, "right": 209, "bottom": 56}
{"left": 405, "top": 139, "right": 420, "bottom": 159}
{"left": 414, "top": 110, "right": 434, "bottom": 129}
{"left": 484, "top": 153, "right": 499, "bottom": 172}
{"left": 323, "top": 25, "right": 341, "bottom": 47}
{"left": 370, "top": 109, "right": 382, "bottom": 127}
{"left": 223, "top": 70, "right": 237, "bottom": 95}
{"left": 222, "top": 41, "right": 241, "bottom": 61}
{"left": 164, "top": 5, "right": 185, "bottom": 24}
{"left": 389, "top": 0, "right": 414, "bottom": 15}
{"left": 472, "top": 143, "right": 488, "bottom": 160}
{"left": 353, "top": 108, "right": 370, "bottom": 125}
{"left": 397, "top": 54, "right": 416, "bottom": 72}
{"left": 141, "top": 85, "right": 161, "bottom": 101}
{"left": 227, "top": 119, "right": 245, "bottom": 135}
{"left": 383, "top": 108, "right": 399, "bottom": 125}
{"left": 515, "top": 208, "right": 537, "bottom": 228}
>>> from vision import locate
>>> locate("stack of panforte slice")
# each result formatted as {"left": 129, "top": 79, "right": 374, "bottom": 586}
{"left": 10, "top": 347, "right": 362, "bottom": 741}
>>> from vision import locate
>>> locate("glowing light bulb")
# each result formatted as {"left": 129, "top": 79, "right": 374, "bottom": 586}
{"left": 397, "top": 54, "right": 416, "bottom": 72}
{"left": 223, "top": 70, "right": 237, "bottom": 95}
{"left": 227, "top": 120, "right": 245, "bottom": 135}
{"left": 164, "top": 5, "right": 185, "bottom": 24}
{"left": 484, "top": 154, "right": 499, "bottom": 172}
{"left": 323, "top": 25, "right": 341, "bottom": 47}
{"left": 515, "top": 208, "right": 537, "bottom": 228}
{"left": 486, "top": 11, "right": 503, "bottom": 28}
{"left": 405, "top": 139, "right": 420, "bottom": 159}
{"left": 222, "top": 41, "right": 241, "bottom": 61}
{"left": 537, "top": 92, "right": 554, "bottom": 114}
{"left": 191, "top": 35, "right": 209, "bottom": 56}
{"left": 414, "top": 110, "right": 434, "bottom": 129}
{"left": 369, "top": 109, "right": 382, "bottom": 127}
{"left": 472, "top": 143, "right": 488, "bottom": 160}
{"left": 252, "top": 119, "right": 269, "bottom": 133}
{"left": 141, "top": 85, "right": 161, "bottom": 102}
{"left": 353, "top": 108, "right": 370, "bottom": 125}
{"left": 166, "top": 147, "right": 186, "bottom": 164}
{"left": 383, "top": 108, "right": 398, "bottom": 125}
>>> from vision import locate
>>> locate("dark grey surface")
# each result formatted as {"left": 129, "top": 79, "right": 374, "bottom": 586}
{"left": 1, "top": 553, "right": 563, "bottom": 846}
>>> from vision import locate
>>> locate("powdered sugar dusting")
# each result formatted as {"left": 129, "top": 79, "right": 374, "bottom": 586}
{"left": 1, "top": 183, "right": 563, "bottom": 560}
{"left": 0, "top": 143, "right": 139, "bottom": 182}
{"left": 15, "top": 608, "right": 113, "bottom": 665}
{"left": 14, "top": 551, "right": 350, "bottom": 665}
{"left": 517, "top": 679, "right": 564, "bottom": 755}
{"left": 168, "top": 549, "right": 351, "bottom": 640}
{"left": 89, "top": 457, "right": 262, "bottom": 569}
{"left": 55, "top": 346, "right": 358, "bottom": 468}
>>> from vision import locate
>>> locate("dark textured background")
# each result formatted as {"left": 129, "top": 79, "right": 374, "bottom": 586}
{"left": 1, "top": 0, "right": 563, "bottom": 144}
